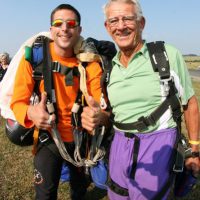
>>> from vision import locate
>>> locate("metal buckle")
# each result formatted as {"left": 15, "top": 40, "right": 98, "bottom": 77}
{"left": 173, "top": 164, "right": 184, "bottom": 173}
{"left": 32, "top": 71, "right": 43, "bottom": 80}
{"left": 52, "top": 61, "right": 61, "bottom": 72}
{"left": 146, "top": 115, "right": 156, "bottom": 126}
{"left": 160, "top": 76, "right": 172, "bottom": 96}
{"left": 39, "top": 132, "right": 49, "bottom": 143}
{"left": 135, "top": 117, "right": 148, "bottom": 132}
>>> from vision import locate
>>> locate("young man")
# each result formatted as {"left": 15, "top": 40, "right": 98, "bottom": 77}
{"left": 81, "top": 0, "right": 200, "bottom": 199}
{"left": 10, "top": 4, "right": 103, "bottom": 200}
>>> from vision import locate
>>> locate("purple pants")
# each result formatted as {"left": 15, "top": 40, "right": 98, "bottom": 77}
{"left": 108, "top": 128, "right": 177, "bottom": 200}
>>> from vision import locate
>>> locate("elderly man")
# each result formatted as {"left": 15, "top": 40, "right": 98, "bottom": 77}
{"left": 81, "top": 0, "right": 200, "bottom": 199}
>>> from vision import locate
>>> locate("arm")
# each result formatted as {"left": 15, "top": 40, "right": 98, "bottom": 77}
{"left": 184, "top": 95, "right": 200, "bottom": 151}
{"left": 10, "top": 57, "right": 55, "bottom": 129}
{"left": 183, "top": 95, "right": 200, "bottom": 173}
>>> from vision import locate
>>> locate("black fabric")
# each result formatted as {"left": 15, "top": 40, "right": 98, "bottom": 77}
{"left": 42, "top": 37, "right": 53, "bottom": 102}
{"left": 0, "top": 66, "right": 7, "bottom": 81}
{"left": 34, "top": 134, "right": 87, "bottom": 200}
{"left": 84, "top": 37, "right": 117, "bottom": 60}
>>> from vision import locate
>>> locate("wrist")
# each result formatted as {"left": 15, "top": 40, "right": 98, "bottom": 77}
{"left": 189, "top": 140, "right": 200, "bottom": 145}
{"left": 99, "top": 110, "right": 110, "bottom": 128}
{"left": 190, "top": 143, "right": 200, "bottom": 152}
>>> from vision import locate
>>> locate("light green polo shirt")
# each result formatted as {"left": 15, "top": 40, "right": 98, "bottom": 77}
{"left": 107, "top": 42, "right": 194, "bottom": 133}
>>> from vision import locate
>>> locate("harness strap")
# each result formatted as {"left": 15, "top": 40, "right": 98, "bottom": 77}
{"left": 32, "top": 127, "right": 39, "bottom": 155}
{"left": 107, "top": 176, "right": 129, "bottom": 196}
{"left": 114, "top": 93, "right": 179, "bottom": 132}
{"left": 130, "top": 135, "right": 140, "bottom": 179}
{"left": 147, "top": 41, "right": 170, "bottom": 79}
{"left": 42, "top": 37, "right": 53, "bottom": 102}
{"left": 52, "top": 62, "right": 79, "bottom": 86}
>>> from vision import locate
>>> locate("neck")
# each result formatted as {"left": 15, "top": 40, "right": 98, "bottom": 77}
{"left": 53, "top": 44, "right": 74, "bottom": 58}
{"left": 120, "top": 41, "right": 143, "bottom": 67}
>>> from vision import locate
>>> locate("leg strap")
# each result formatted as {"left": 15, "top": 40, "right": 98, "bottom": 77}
{"left": 107, "top": 176, "right": 129, "bottom": 196}
{"left": 124, "top": 132, "right": 140, "bottom": 180}
{"left": 130, "top": 135, "right": 140, "bottom": 179}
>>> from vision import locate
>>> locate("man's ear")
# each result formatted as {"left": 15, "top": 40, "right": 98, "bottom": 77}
{"left": 77, "top": 26, "right": 82, "bottom": 35}
{"left": 139, "top": 16, "right": 146, "bottom": 32}
{"left": 104, "top": 21, "right": 111, "bottom": 34}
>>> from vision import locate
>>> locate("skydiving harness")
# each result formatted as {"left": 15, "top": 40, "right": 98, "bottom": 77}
{"left": 26, "top": 36, "right": 115, "bottom": 167}
{"left": 107, "top": 41, "right": 184, "bottom": 199}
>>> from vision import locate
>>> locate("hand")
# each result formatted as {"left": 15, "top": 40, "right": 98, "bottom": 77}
{"left": 185, "top": 157, "right": 200, "bottom": 176}
{"left": 81, "top": 96, "right": 101, "bottom": 133}
{"left": 27, "top": 92, "right": 56, "bottom": 129}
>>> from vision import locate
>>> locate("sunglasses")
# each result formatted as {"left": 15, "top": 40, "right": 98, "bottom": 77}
{"left": 51, "top": 19, "right": 79, "bottom": 28}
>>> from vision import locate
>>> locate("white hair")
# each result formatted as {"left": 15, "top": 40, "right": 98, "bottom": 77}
{"left": 0, "top": 52, "right": 9, "bottom": 60}
{"left": 103, "top": 0, "right": 143, "bottom": 20}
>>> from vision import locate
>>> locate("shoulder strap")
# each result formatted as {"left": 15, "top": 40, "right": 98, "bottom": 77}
{"left": 146, "top": 41, "right": 170, "bottom": 79}
{"left": 25, "top": 36, "right": 54, "bottom": 102}
{"left": 25, "top": 36, "right": 57, "bottom": 117}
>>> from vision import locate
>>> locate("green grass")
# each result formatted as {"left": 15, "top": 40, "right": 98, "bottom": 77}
{"left": 0, "top": 118, "right": 108, "bottom": 200}
{"left": 0, "top": 79, "right": 200, "bottom": 200}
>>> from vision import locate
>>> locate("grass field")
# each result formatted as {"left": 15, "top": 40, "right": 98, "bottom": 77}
{"left": 184, "top": 56, "right": 200, "bottom": 70}
{"left": 0, "top": 78, "right": 200, "bottom": 199}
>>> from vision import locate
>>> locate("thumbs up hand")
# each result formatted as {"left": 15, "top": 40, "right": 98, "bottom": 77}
{"left": 81, "top": 95, "right": 111, "bottom": 133}
{"left": 27, "top": 92, "right": 56, "bottom": 129}
{"left": 81, "top": 95, "right": 101, "bottom": 133}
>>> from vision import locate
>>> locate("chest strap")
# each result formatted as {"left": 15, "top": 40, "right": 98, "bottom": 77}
{"left": 114, "top": 90, "right": 180, "bottom": 132}
{"left": 33, "top": 61, "right": 79, "bottom": 86}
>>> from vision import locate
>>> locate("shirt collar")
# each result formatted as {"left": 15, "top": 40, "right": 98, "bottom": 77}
{"left": 112, "top": 40, "right": 149, "bottom": 66}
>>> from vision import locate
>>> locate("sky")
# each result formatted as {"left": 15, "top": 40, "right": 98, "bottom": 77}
{"left": 0, "top": 0, "right": 200, "bottom": 57}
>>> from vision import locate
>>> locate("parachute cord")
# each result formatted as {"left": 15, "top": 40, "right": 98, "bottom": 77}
{"left": 50, "top": 124, "right": 84, "bottom": 167}
{"left": 84, "top": 126, "right": 106, "bottom": 167}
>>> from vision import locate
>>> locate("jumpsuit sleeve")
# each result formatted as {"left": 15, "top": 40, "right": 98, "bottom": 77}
{"left": 10, "top": 56, "right": 35, "bottom": 128}
{"left": 85, "top": 62, "right": 103, "bottom": 104}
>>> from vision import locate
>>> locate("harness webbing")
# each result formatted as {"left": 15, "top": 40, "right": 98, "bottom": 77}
{"left": 107, "top": 176, "right": 129, "bottom": 196}
{"left": 147, "top": 41, "right": 170, "bottom": 79}
{"left": 114, "top": 94, "right": 180, "bottom": 132}
{"left": 42, "top": 37, "right": 53, "bottom": 102}
{"left": 129, "top": 135, "right": 140, "bottom": 179}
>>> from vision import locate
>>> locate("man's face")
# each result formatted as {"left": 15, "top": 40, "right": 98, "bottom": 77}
{"left": 50, "top": 9, "right": 82, "bottom": 55}
{"left": 104, "top": 2, "right": 144, "bottom": 51}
